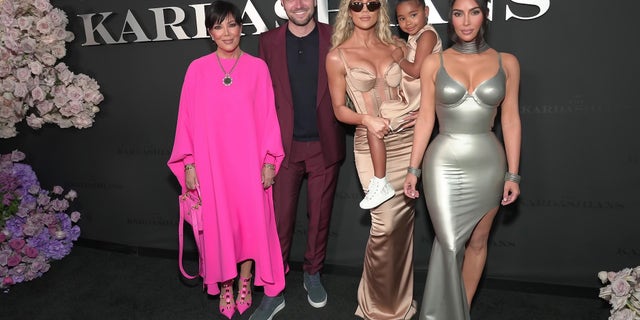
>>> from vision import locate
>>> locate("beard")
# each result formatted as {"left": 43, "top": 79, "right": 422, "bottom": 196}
{"left": 287, "top": 10, "right": 314, "bottom": 27}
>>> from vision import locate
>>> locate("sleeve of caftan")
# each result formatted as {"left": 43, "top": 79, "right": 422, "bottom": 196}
{"left": 167, "top": 63, "right": 196, "bottom": 191}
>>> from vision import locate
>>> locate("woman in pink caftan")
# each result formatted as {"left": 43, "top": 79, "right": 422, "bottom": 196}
{"left": 167, "top": 2, "right": 285, "bottom": 320}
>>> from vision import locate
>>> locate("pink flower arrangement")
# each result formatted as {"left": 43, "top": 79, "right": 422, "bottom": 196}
{"left": 599, "top": 266, "right": 640, "bottom": 320}
{"left": 0, "top": 0, "right": 103, "bottom": 138}
{"left": 0, "top": 150, "right": 81, "bottom": 292}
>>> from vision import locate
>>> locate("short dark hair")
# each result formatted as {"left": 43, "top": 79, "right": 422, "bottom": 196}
{"left": 447, "top": 0, "right": 489, "bottom": 46}
{"left": 205, "top": 1, "right": 242, "bottom": 30}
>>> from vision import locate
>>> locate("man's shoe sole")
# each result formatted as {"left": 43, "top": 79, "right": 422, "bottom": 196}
{"left": 303, "top": 283, "right": 327, "bottom": 308}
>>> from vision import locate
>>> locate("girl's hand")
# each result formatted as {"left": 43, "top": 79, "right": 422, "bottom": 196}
{"left": 363, "top": 115, "right": 391, "bottom": 139}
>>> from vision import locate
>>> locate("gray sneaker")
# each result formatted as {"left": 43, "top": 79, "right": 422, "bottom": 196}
{"left": 303, "top": 272, "right": 327, "bottom": 308}
{"left": 249, "top": 293, "right": 285, "bottom": 320}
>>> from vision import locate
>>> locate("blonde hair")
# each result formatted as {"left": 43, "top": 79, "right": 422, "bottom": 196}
{"left": 331, "top": 0, "right": 395, "bottom": 48}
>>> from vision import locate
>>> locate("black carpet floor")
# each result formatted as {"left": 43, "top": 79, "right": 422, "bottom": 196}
{"left": 0, "top": 243, "right": 611, "bottom": 320}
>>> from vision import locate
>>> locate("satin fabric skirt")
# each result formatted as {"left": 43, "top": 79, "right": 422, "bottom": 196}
{"left": 353, "top": 127, "right": 417, "bottom": 320}
{"left": 419, "top": 132, "right": 505, "bottom": 320}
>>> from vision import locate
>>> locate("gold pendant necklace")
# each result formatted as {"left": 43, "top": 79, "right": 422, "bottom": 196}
{"left": 215, "top": 51, "right": 242, "bottom": 87}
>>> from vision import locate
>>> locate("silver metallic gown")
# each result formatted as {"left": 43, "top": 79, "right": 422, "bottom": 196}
{"left": 419, "top": 53, "right": 507, "bottom": 320}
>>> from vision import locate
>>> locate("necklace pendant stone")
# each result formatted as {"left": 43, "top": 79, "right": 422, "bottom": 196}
{"left": 223, "top": 75, "right": 232, "bottom": 86}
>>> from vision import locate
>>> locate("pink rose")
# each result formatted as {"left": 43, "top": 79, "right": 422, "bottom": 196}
{"left": 65, "top": 31, "right": 75, "bottom": 42}
{"left": 0, "top": 233, "right": 5, "bottom": 243}
{"left": 0, "top": 106, "right": 14, "bottom": 119}
{"left": 53, "top": 93, "right": 70, "bottom": 108}
{"left": 85, "top": 89, "right": 104, "bottom": 104}
{"left": 52, "top": 186, "right": 64, "bottom": 194}
{"left": 2, "top": 77, "right": 16, "bottom": 91}
{"left": 37, "top": 193, "right": 51, "bottom": 206}
{"left": 31, "top": 86, "right": 46, "bottom": 101}
{"left": 8, "top": 238, "right": 25, "bottom": 250}
{"left": 15, "top": 68, "right": 30, "bottom": 82}
{"left": 37, "top": 53, "right": 56, "bottom": 66}
{"left": 1, "top": 0, "right": 16, "bottom": 15}
{"left": 611, "top": 278, "right": 631, "bottom": 297}
{"left": 72, "top": 114, "right": 93, "bottom": 129}
{"left": 26, "top": 114, "right": 44, "bottom": 129}
{"left": 43, "top": 214, "right": 57, "bottom": 226}
{"left": 66, "top": 86, "right": 83, "bottom": 101}
{"left": 13, "top": 83, "right": 28, "bottom": 98}
{"left": 65, "top": 190, "right": 78, "bottom": 201}
{"left": 70, "top": 211, "right": 81, "bottom": 223}
{"left": 49, "top": 9, "right": 67, "bottom": 25}
{"left": 10, "top": 150, "right": 25, "bottom": 161}
{"left": 23, "top": 246, "right": 39, "bottom": 259}
{"left": 0, "top": 61, "right": 11, "bottom": 77}
{"left": 50, "top": 199, "right": 69, "bottom": 212}
{"left": 50, "top": 44, "right": 66, "bottom": 59}
{"left": 12, "top": 263, "right": 26, "bottom": 275}
{"left": 34, "top": 0, "right": 53, "bottom": 12}
{"left": 21, "top": 224, "right": 38, "bottom": 237}
{"left": 36, "top": 100, "right": 54, "bottom": 115}
{"left": 17, "top": 17, "right": 32, "bottom": 31}
{"left": 29, "top": 61, "right": 43, "bottom": 75}
{"left": 20, "top": 37, "right": 37, "bottom": 54}
{"left": 28, "top": 184, "right": 40, "bottom": 195}
{"left": 7, "top": 253, "right": 21, "bottom": 267}
{"left": 2, "top": 276, "right": 13, "bottom": 287}
{"left": 36, "top": 17, "right": 53, "bottom": 34}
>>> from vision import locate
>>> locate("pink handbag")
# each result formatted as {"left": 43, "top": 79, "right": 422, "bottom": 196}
{"left": 178, "top": 186, "right": 204, "bottom": 279}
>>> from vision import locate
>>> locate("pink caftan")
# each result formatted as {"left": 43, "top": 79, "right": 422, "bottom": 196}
{"left": 168, "top": 52, "right": 285, "bottom": 296}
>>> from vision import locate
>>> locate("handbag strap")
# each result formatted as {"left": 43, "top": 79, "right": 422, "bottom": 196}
{"left": 178, "top": 186, "right": 201, "bottom": 279}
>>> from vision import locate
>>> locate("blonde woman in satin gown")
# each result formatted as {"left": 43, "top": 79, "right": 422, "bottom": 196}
{"left": 326, "top": 0, "right": 419, "bottom": 318}
{"left": 404, "top": 0, "right": 522, "bottom": 319}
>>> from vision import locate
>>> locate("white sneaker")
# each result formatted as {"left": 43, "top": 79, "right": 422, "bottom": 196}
{"left": 360, "top": 176, "right": 395, "bottom": 209}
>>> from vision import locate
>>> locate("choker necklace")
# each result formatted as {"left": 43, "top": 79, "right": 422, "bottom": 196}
{"left": 215, "top": 51, "right": 242, "bottom": 86}
{"left": 452, "top": 38, "right": 490, "bottom": 54}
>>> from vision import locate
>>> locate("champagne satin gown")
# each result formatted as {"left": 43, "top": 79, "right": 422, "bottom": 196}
{"left": 337, "top": 49, "right": 417, "bottom": 320}
{"left": 419, "top": 53, "right": 507, "bottom": 320}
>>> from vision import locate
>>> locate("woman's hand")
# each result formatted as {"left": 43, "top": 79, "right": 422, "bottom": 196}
{"left": 261, "top": 164, "right": 276, "bottom": 189}
{"left": 403, "top": 174, "right": 420, "bottom": 199}
{"left": 185, "top": 168, "right": 198, "bottom": 190}
{"left": 501, "top": 181, "right": 520, "bottom": 205}
{"left": 392, "top": 111, "right": 419, "bottom": 133}
{"left": 363, "top": 115, "right": 391, "bottom": 139}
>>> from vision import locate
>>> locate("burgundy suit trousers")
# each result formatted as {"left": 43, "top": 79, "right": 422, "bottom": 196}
{"left": 272, "top": 140, "right": 339, "bottom": 275}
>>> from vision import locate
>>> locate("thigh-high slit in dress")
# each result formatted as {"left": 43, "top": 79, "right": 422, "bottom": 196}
{"left": 419, "top": 53, "right": 507, "bottom": 320}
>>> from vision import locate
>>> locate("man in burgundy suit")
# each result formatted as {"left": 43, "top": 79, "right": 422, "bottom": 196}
{"left": 257, "top": 0, "right": 345, "bottom": 314}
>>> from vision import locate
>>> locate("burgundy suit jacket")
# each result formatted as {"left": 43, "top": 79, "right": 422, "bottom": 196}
{"left": 258, "top": 22, "right": 346, "bottom": 169}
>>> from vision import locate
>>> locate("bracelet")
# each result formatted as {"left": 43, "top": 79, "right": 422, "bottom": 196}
{"left": 184, "top": 163, "right": 195, "bottom": 171}
{"left": 263, "top": 163, "right": 275, "bottom": 170}
{"left": 407, "top": 166, "right": 421, "bottom": 178}
{"left": 504, "top": 172, "right": 521, "bottom": 184}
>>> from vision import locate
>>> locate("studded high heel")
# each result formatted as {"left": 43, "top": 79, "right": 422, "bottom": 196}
{"left": 235, "top": 274, "right": 252, "bottom": 315}
{"left": 219, "top": 279, "right": 236, "bottom": 319}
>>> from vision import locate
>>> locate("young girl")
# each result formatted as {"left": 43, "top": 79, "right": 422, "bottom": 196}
{"left": 359, "top": 0, "right": 442, "bottom": 209}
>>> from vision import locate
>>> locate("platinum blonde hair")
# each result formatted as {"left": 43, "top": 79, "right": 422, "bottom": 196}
{"left": 331, "top": 0, "right": 395, "bottom": 48}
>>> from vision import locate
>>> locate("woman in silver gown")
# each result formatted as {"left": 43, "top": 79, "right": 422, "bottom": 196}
{"left": 403, "top": 0, "right": 522, "bottom": 318}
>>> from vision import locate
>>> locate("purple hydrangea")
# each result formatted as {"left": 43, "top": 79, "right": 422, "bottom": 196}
{"left": 0, "top": 150, "right": 81, "bottom": 290}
